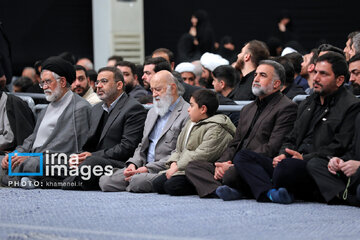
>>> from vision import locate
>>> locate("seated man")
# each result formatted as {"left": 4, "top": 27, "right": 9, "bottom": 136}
{"left": 232, "top": 52, "right": 360, "bottom": 204}
{"left": 63, "top": 66, "right": 147, "bottom": 190}
{"left": 115, "top": 60, "right": 148, "bottom": 101}
{"left": 348, "top": 53, "right": 360, "bottom": 95}
{"left": 71, "top": 65, "right": 101, "bottom": 105}
{"left": 1, "top": 56, "right": 92, "bottom": 186}
{"left": 175, "top": 62, "right": 196, "bottom": 86}
{"left": 0, "top": 90, "right": 35, "bottom": 153}
{"left": 153, "top": 89, "right": 236, "bottom": 196}
{"left": 185, "top": 60, "right": 297, "bottom": 199}
{"left": 307, "top": 114, "right": 360, "bottom": 206}
{"left": 99, "top": 70, "right": 189, "bottom": 192}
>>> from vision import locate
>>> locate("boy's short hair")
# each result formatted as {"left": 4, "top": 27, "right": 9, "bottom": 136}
{"left": 191, "top": 89, "right": 219, "bottom": 117}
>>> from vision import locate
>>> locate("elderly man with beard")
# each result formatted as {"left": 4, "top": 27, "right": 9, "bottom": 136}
{"left": 1, "top": 56, "right": 92, "bottom": 187}
{"left": 71, "top": 65, "right": 101, "bottom": 105}
{"left": 99, "top": 70, "right": 190, "bottom": 192}
{"left": 185, "top": 60, "right": 297, "bottom": 200}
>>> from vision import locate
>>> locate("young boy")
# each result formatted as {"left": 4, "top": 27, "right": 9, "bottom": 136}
{"left": 152, "top": 89, "right": 236, "bottom": 195}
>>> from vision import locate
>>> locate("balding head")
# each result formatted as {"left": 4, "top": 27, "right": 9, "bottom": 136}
{"left": 150, "top": 70, "right": 179, "bottom": 116}
{"left": 76, "top": 58, "right": 93, "bottom": 70}
{"left": 22, "top": 67, "right": 36, "bottom": 83}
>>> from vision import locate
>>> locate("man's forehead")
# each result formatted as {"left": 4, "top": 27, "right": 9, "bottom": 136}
{"left": 349, "top": 60, "right": 360, "bottom": 69}
{"left": 97, "top": 70, "right": 113, "bottom": 79}
{"left": 144, "top": 64, "right": 155, "bottom": 71}
{"left": 117, "top": 65, "right": 131, "bottom": 72}
{"left": 40, "top": 70, "right": 54, "bottom": 78}
{"left": 257, "top": 64, "right": 273, "bottom": 73}
{"left": 315, "top": 61, "right": 333, "bottom": 72}
{"left": 76, "top": 70, "right": 86, "bottom": 76}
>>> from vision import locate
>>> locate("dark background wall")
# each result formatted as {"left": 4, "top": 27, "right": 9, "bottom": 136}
{"left": 0, "top": 0, "right": 359, "bottom": 76}
{"left": 0, "top": 0, "right": 93, "bottom": 76}
{"left": 144, "top": 0, "right": 359, "bottom": 59}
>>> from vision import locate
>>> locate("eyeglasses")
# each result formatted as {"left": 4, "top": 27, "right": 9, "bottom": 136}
{"left": 39, "top": 79, "right": 54, "bottom": 88}
{"left": 95, "top": 78, "right": 109, "bottom": 86}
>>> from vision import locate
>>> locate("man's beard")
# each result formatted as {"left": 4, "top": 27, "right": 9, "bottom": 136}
{"left": 352, "top": 82, "right": 360, "bottom": 95}
{"left": 44, "top": 83, "right": 63, "bottom": 102}
{"left": 74, "top": 85, "right": 89, "bottom": 97}
{"left": 153, "top": 87, "right": 173, "bottom": 117}
{"left": 252, "top": 82, "right": 273, "bottom": 97}
{"left": 124, "top": 83, "right": 134, "bottom": 94}
{"left": 235, "top": 57, "right": 244, "bottom": 71}
{"left": 97, "top": 86, "right": 118, "bottom": 102}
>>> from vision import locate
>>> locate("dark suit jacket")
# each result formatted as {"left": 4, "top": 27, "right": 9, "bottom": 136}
{"left": 82, "top": 93, "right": 147, "bottom": 162}
{"left": 219, "top": 91, "right": 297, "bottom": 162}
{"left": 1, "top": 92, "right": 35, "bottom": 151}
{"left": 280, "top": 86, "right": 360, "bottom": 162}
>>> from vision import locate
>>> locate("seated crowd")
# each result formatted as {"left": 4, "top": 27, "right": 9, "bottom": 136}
{"left": 1, "top": 30, "right": 360, "bottom": 208}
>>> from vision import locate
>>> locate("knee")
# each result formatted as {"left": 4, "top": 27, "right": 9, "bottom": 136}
{"left": 306, "top": 158, "right": 326, "bottom": 174}
{"left": 163, "top": 180, "right": 177, "bottom": 195}
{"left": 20, "top": 157, "right": 40, "bottom": 173}
{"left": 233, "top": 149, "right": 253, "bottom": 165}
{"left": 99, "top": 175, "right": 111, "bottom": 192}
{"left": 152, "top": 174, "right": 166, "bottom": 194}
{"left": 99, "top": 169, "right": 126, "bottom": 192}
{"left": 185, "top": 161, "right": 208, "bottom": 178}
{"left": 127, "top": 174, "right": 153, "bottom": 193}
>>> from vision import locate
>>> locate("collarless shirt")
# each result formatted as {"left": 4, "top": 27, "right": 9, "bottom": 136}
{"left": 32, "top": 90, "right": 73, "bottom": 150}
{"left": 147, "top": 97, "right": 180, "bottom": 163}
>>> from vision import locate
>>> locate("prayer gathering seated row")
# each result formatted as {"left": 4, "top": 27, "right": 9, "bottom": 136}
{"left": 1, "top": 31, "right": 360, "bottom": 207}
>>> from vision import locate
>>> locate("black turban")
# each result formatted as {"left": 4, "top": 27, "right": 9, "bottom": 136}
{"left": 41, "top": 56, "right": 76, "bottom": 84}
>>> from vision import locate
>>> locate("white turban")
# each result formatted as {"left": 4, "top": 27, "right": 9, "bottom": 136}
{"left": 200, "top": 52, "right": 229, "bottom": 72}
{"left": 175, "top": 62, "right": 196, "bottom": 74}
{"left": 281, "top": 47, "right": 298, "bottom": 56}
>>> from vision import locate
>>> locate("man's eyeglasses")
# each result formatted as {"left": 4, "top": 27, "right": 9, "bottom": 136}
{"left": 95, "top": 78, "right": 109, "bottom": 86}
{"left": 39, "top": 79, "right": 54, "bottom": 88}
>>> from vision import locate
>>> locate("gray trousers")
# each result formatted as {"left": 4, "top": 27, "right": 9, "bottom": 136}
{"left": 99, "top": 167, "right": 159, "bottom": 193}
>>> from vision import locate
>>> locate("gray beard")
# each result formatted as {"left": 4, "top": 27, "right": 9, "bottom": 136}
{"left": 153, "top": 92, "right": 173, "bottom": 117}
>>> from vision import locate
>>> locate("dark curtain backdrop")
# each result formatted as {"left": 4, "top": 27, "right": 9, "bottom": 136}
{"left": 0, "top": 0, "right": 359, "bottom": 76}
{"left": 144, "top": 0, "right": 360, "bottom": 62}
{"left": 0, "top": 0, "right": 93, "bottom": 76}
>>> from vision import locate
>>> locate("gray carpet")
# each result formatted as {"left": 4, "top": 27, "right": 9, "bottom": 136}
{"left": 1, "top": 188, "right": 360, "bottom": 240}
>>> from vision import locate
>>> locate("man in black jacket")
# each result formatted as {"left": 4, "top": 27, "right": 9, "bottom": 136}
{"left": 307, "top": 112, "right": 360, "bottom": 206}
{"left": 266, "top": 52, "right": 360, "bottom": 204}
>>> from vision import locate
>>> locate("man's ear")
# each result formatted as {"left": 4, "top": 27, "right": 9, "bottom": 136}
{"left": 308, "top": 63, "right": 315, "bottom": 73}
{"left": 335, "top": 75, "right": 345, "bottom": 87}
{"left": 244, "top": 53, "right": 251, "bottom": 62}
{"left": 273, "top": 79, "right": 281, "bottom": 89}
{"left": 60, "top": 77, "right": 67, "bottom": 87}
{"left": 117, "top": 80, "right": 124, "bottom": 91}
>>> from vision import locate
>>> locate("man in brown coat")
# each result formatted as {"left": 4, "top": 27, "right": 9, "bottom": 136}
{"left": 186, "top": 60, "right": 297, "bottom": 198}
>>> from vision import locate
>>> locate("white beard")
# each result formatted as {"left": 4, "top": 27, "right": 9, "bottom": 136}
{"left": 44, "top": 83, "right": 62, "bottom": 102}
{"left": 153, "top": 87, "right": 173, "bottom": 117}
{"left": 252, "top": 83, "right": 273, "bottom": 97}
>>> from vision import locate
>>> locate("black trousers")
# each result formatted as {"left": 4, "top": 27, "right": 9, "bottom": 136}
{"left": 152, "top": 173, "right": 196, "bottom": 196}
{"left": 234, "top": 149, "right": 317, "bottom": 201}
{"left": 185, "top": 160, "right": 241, "bottom": 198}
{"left": 307, "top": 157, "right": 360, "bottom": 204}
{"left": 63, "top": 156, "right": 125, "bottom": 191}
